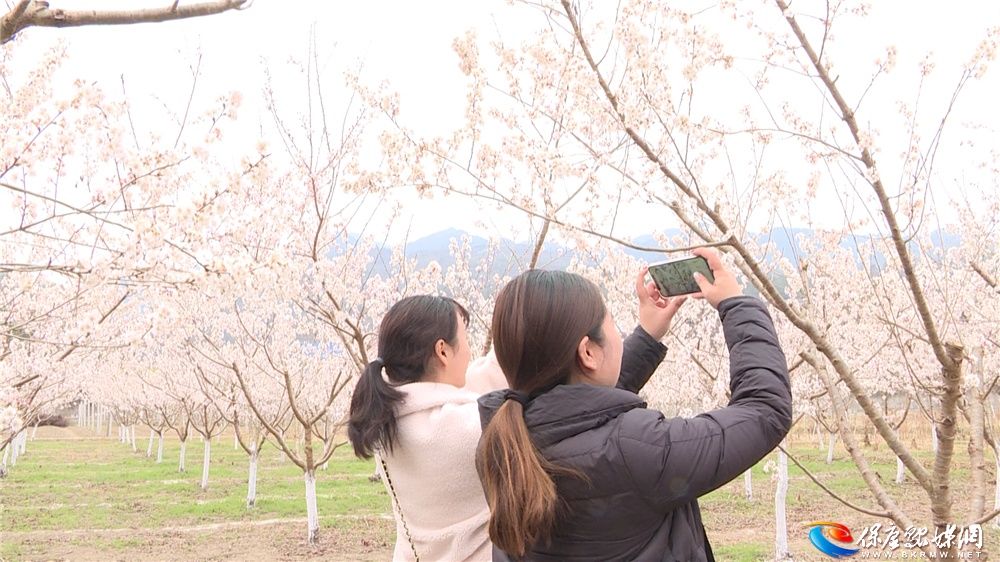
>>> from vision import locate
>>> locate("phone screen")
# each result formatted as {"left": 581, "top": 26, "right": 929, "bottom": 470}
{"left": 648, "top": 257, "right": 714, "bottom": 296}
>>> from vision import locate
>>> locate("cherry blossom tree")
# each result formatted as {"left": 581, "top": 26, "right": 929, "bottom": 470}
{"left": 355, "top": 1, "right": 999, "bottom": 557}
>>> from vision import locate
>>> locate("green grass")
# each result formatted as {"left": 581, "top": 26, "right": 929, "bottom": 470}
{"left": 713, "top": 542, "right": 770, "bottom": 561}
{"left": 0, "top": 428, "right": 992, "bottom": 560}
{"left": 0, "top": 435, "right": 390, "bottom": 533}
{"left": 0, "top": 541, "right": 22, "bottom": 561}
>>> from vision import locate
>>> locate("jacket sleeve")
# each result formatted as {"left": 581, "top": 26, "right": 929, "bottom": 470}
{"left": 616, "top": 296, "right": 793, "bottom": 510}
{"left": 616, "top": 325, "right": 668, "bottom": 394}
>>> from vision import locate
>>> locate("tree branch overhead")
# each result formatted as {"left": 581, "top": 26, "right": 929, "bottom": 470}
{"left": 1, "top": 0, "right": 249, "bottom": 44}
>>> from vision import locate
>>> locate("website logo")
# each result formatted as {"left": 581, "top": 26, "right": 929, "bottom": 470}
{"left": 807, "top": 521, "right": 860, "bottom": 558}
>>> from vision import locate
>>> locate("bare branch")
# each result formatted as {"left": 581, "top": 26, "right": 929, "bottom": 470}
{"left": 802, "top": 350, "right": 918, "bottom": 533}
{"left": 1, "top": 0, "right": 249, "bottom": 44}
{"left": 972, "top": 262, "right": 998, "bottom": 292}
{"left": 778, "top": 444, "right": 890, "bottom": 518}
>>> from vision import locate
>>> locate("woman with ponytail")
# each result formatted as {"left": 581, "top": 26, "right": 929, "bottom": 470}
{"left": 348, "top": 295, "right": 505, "bottom": 561}
{"left": 477, "top": 248, "right": 793, "bottom": 561}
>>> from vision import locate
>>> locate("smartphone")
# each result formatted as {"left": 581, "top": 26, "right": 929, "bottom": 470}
{"left": 647, "top": 256, "right": 715, "bottom": 297}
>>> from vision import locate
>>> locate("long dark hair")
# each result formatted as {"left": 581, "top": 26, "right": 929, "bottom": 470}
{"left": 476, "top": 270, "right": 606, "bottom": 556}
{"left": 348, "top": 295, "right": 469, "bottom": 459}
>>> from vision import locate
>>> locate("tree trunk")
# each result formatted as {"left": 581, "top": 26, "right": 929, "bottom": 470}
{"left": 826, "top": 431, "right": 836, "bottom": 464}
{"left": 9, "top": 432, "right": 20, "bottom": 466}
{"left": 247, "top": 449, "right": 258, "bottom": 509}
{"left": 146, "top": 429, "right": 155, "bottom": 458}
{"left": 156, "top": 433, "right": 164, "bottom": 464}
{"left": 774, "top": 449, "right": 792, "bottom": 560}
{"left": 931, "top": 424, "right": 938, "bottom": 454}
{"left": 305, "top": 469, "right": 319, "bottom": 544}
{"left": 995, "top": 451, "right": 1000, "bottom": 529}
{"left": 200, "top": 438, "right": 211, "bottom": 491}
{"left": 130, "top": 425, "right": 137, "bottom": 452}
{"left": 234, "top": 431, "right": 238, "bottom": 451}
{"left": 178, "top": 439, "right": 187, "bottom": 472}
{"left": 744, "top": 468, "right": 753, "bottom": 501}
{"left": 929, "top": 345, "right": 964, "bottom": 560}
{"left": 969, "top": 397, "right": 986, "bottom": 521}
{"left": 31, "top": 422, "right": 39, "bottom": 440}
{"left": 895, "top": 457, "right": 906, "bottom": 484}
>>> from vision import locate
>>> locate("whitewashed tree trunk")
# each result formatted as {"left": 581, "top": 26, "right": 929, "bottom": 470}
{"left": 234, "top": 431, "right": 238, "bottom": 450}
{"left": 9, "top": 434, "right": 20, "bottom": 467}
{"left": 17, "top": 431, "right": 26, "bottom": 455}
{"left": 200, "top": 438, "right": 212, "bottom": 490}
{"left": 774, "top": 449, "right": 792, "bottom": 560}
{"left": 156, "top": 433, "right": 164, "bottom": 464}
{"left": 305, "top": 469, "right": 319, "bottom": 544}
{"left": 106, "top": 416, "right": 112, "bottom": 438}
{"left": 1, "top": 444, "right": 9, "bottom": 472}
{"left": 31, "top": 422, "right": 39, "bottom": 440}
{"left": 178, "top": 439, "right": 187, "bottom": 472}
{"left": 744, "top": 469, "right": 753, "bottom": 501}
{"left": 895, "top": 457, "right": 906, "bottom": 483}
{"left": 931, "top": 424, "right": 938, "bottom": 454}
{"left": 247, "top": 448, "right": 259, "bottom": 509}
{"left": 146, "top": 430, "right": 155, "bottom": 457}
{"left": 130, "top": 426, "right": 137, "bottom": 452}
{"left": 826, "top": 432, "right": 836, "bottom": 464}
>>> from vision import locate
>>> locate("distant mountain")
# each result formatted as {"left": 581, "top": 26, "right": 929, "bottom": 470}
{"left": 333, "top": 227, "right": 961, "bottom": 280}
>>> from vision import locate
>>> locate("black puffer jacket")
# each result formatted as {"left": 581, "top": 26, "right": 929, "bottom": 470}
{"left": 478, "top": 296, "right": 792, "bottom": 561}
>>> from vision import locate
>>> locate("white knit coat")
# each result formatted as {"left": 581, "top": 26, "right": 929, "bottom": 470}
{"left": 378, "top": 353, "right": 506, "bottom": 561}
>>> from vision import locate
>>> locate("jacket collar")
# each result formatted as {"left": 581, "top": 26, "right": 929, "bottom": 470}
{"left": 396, "top": 381, "right": 479, "bottom": 417}
{"left": 478, "top": 384, "right": 646, "bottom": 449}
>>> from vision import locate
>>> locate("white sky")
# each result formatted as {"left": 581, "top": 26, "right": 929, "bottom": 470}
{"left": 8, "top": 0, "right": 1000, "bottom": 245}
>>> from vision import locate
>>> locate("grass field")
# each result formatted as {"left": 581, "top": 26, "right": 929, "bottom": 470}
{"left": 0, "top": 424, "right": 993, "bottom": 561}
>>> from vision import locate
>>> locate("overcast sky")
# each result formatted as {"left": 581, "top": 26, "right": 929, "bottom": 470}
{"left": 8, "top": 0, "right": 999, "bottom": 245}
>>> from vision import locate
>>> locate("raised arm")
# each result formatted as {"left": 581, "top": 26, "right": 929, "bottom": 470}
{"left": 618, "top": 295, "right": 793, "bottom": 509}
{"left": 616, "top": 326, "right": 668, "bottom": 393}
{"left": 617, "top": 265, "right": 688, "bottom": 393}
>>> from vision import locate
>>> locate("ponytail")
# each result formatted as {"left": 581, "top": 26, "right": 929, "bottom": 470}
{"left": 476, "top": 396, "right": 559, "bottom": 557}
{"left": 481, "top": 269, "right": 607, "bottom": 556}
{"left": 348, "top": 359, "right": 403, "bottom": 459}
{"left": 347, "top": 295, "right": 470, "bottom": 460}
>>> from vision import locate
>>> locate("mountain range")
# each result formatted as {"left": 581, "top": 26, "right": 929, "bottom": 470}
{"left": 338, "top": 227, "right": 961, "bottom": 282}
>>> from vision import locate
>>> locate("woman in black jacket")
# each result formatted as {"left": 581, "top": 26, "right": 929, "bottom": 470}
{"left": 476, "top": 248, "right": 793, "bottom": 561}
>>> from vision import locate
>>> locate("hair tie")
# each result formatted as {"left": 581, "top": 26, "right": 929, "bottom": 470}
{"left": 371, "top": 357, "right": 385, "bottom": 370}
{"left": 501, "top": 389, "right": 530, "bottom": 408}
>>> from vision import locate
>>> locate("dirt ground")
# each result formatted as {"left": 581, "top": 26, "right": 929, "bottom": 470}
{"left": 3, "top": 518, "right": 393, "bottom": 561}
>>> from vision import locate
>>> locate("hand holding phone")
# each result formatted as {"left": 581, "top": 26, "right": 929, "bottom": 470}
{"left": 647, "top": 256, "right": 715, "bottom": 297}
{"left": 635, "top": 268, "right": 687, "bottom": 341}
{"left": 648, "top": 248, "right": 741, "bottom": 309}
